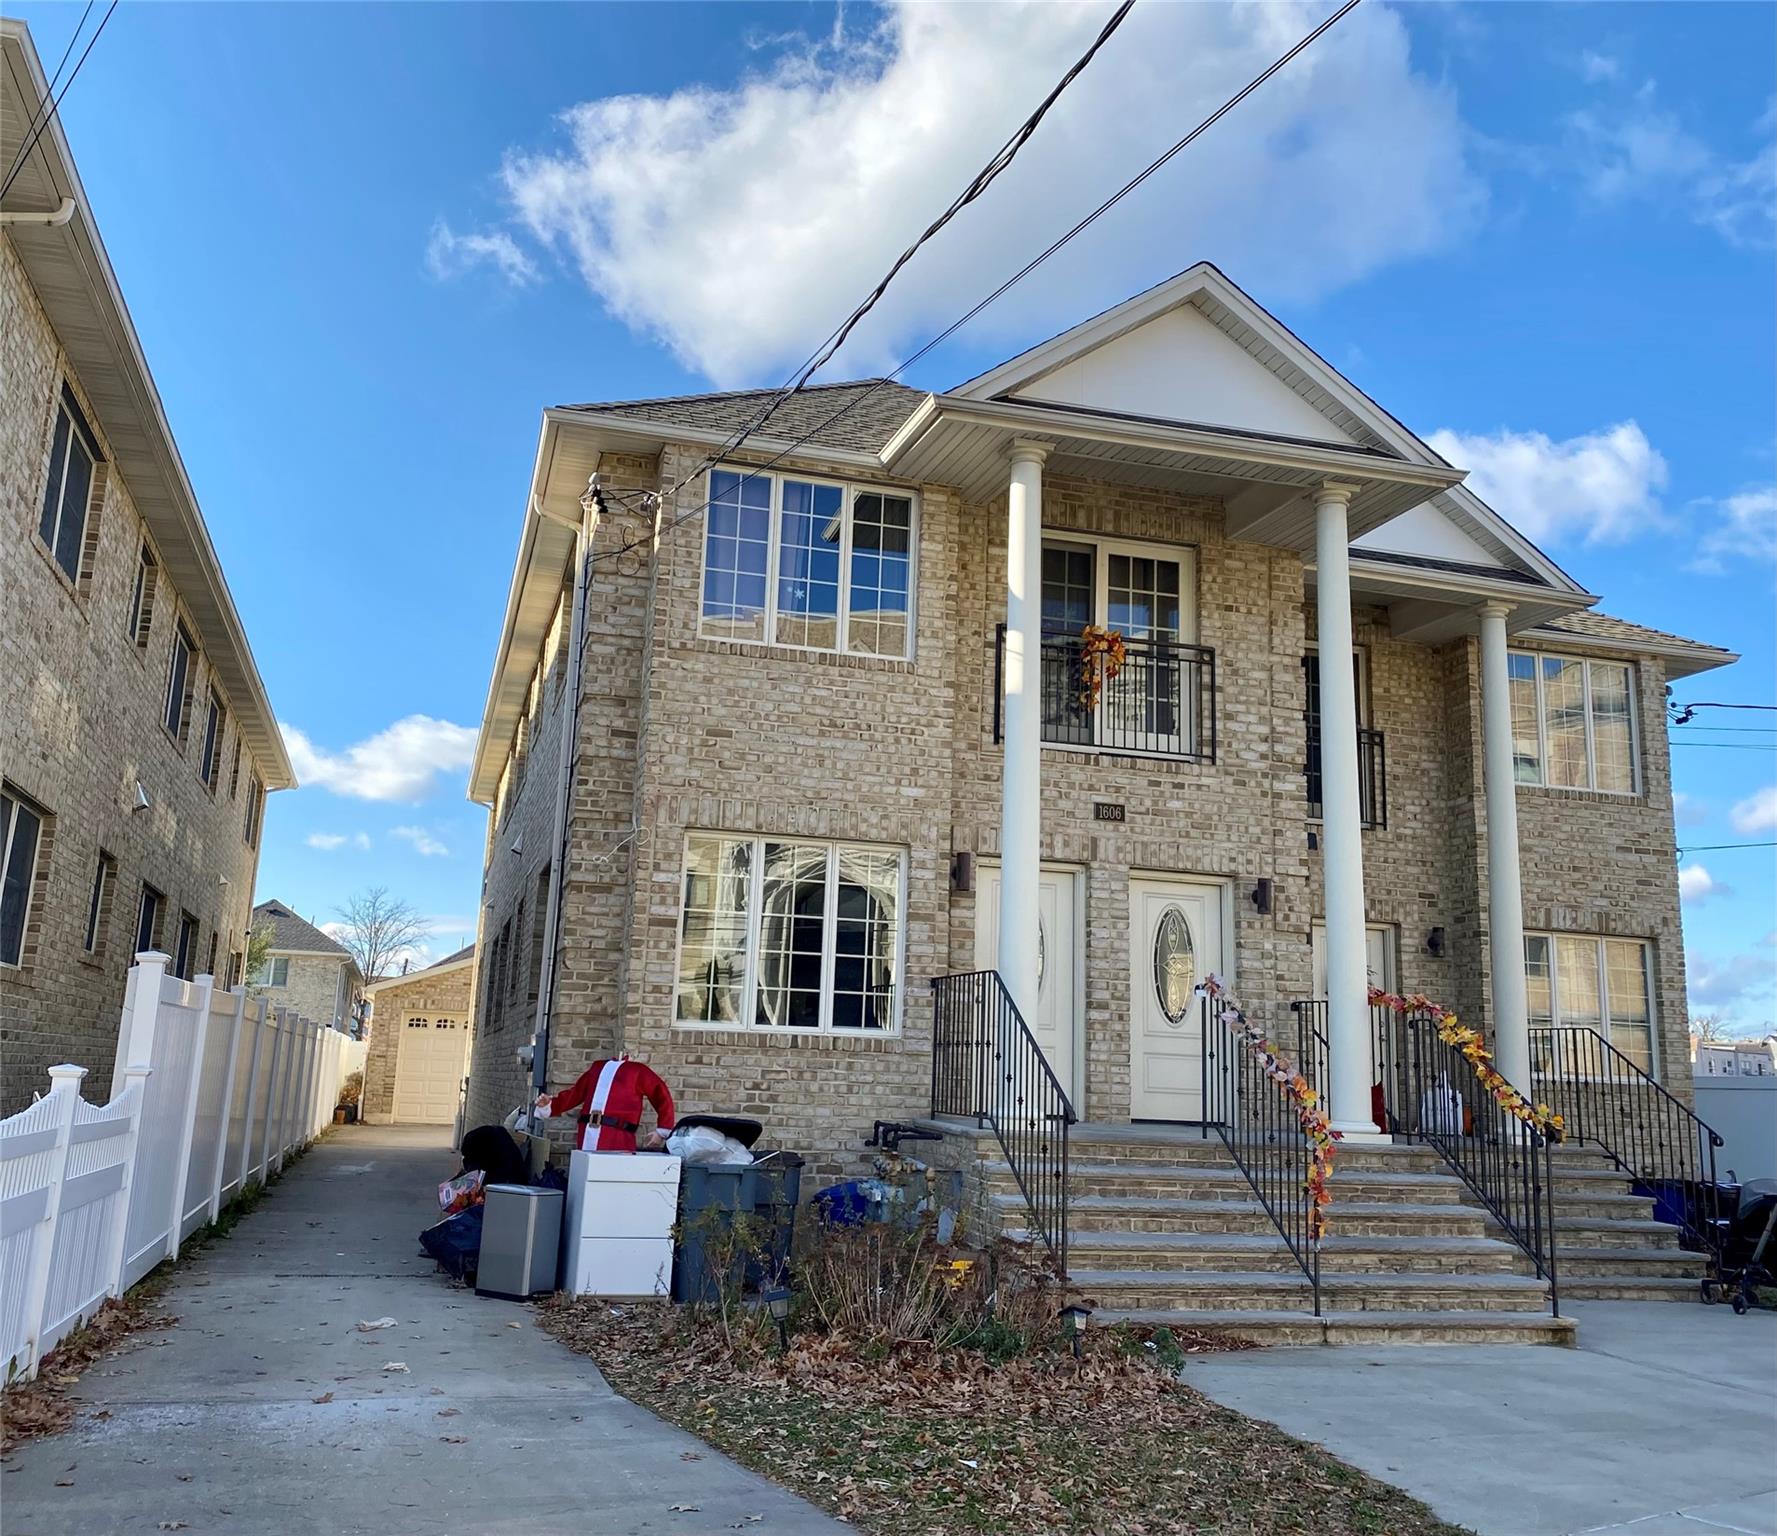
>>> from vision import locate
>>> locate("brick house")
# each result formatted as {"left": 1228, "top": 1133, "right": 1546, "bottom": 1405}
{"left": 361, "top": 945, "right": 476, "bottom": 1125}
{"left": 462, "top": 265, "right": 1734, "bottom": 1337}
{"left": 248, "top": 901, "right": 365, "bottom": 1035}
{"left": 0, "top": 21, "right": 294, "bottom": 1113}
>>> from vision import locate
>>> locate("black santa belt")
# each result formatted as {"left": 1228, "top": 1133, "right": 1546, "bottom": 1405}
{"left": 578, "top": 1112, "right": 639, "bottom": 1135}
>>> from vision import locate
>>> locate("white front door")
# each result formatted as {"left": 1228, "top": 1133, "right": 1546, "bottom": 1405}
{"left": 1129, "top": 877, "right": 1227, "bottom": 1122}
{"left": 1311, "top": 923, "right": 1397, "bottom": 998}
{"left": 392, "top": 1013, "right": 472, "bottom": 1123}
{"left": 975, "top": 865, "right": 1079, "bottom": 1106}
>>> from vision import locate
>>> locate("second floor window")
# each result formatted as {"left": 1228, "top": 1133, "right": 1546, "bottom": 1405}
{"left": 166, "top": 623, "right": 196, "bottom": 740}
{"left": 200, "top": 691, "right": 226, "bottom": 788}
{"left": 1508, "top": 651, "right": 1636, "bottom": 794}
{"left": 1, "top": 786, "right": 46, "bottom": 968}
{"left": 699, "top": 467, "right": 915, "bottom": 658}
{"left": 128, "top": 543, "right": 158, "bottom": 647}
{"left": 244, "top": 771, "right": 264, "bottom": 849}
{"left": 38, "top": 384, "right": 102, "bottom": 583}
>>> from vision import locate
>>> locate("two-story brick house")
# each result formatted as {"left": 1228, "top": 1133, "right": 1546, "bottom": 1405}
{"left": 463, "top": 265, "right": 1732, "bottom": 1338}
{"left": 1, "top": 21, "right": 295, "bottom": 1112}
{"left": 248, "top": 900, "right": 365, "bottom": 1035}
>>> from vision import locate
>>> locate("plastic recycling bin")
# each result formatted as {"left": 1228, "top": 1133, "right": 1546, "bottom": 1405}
{"left": 672, "top": 1151, "right": 805, "bottom": 1304}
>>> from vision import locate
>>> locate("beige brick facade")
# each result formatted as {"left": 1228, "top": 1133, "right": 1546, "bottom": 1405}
{"left": 1, "top": 236, "right": 280, "bottom": 1111}
{"left": 258, "top": 952, "right": 361, "bottom": 1035}
{"left": 465, "top": 442, "right": 1698, "bottom": 1181}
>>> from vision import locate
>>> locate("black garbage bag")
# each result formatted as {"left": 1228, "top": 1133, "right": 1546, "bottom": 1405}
{"left": 419, "top": 1204, "right": 484, "bottom": 1283}
{"left": 460, "top": 1124, "right": 528, "bottom": 1187}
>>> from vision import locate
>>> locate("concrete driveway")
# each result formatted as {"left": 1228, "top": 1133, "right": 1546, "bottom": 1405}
{"left": 1, "top": 1124, "right": 846, "bottom": 1536}
{"left": 1182, "top": 1298, "right": 1777, "bottom": 1536}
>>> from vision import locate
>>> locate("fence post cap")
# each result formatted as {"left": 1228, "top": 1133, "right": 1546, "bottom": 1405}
{"left": 120, "top": 1064, "right": 153, "bottom": 1082}
{"left": 134, "top": 950, "right": 172, "bottom": 968}
{"left": 195, "top": 972, "right": 216, "bottom": 987}
{"left": 46, "top": 1064, "right": 88, "bottom": 1086}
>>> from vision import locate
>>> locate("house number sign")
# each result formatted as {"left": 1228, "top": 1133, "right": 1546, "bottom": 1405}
{"left": 1093, "top": 802, "right": 1127, "bottom": 823}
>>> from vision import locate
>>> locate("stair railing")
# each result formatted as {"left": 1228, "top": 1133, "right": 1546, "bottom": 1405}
{"left": 1200, "top": 995, "right": 1323, "bottom": 1315}
{"left": 930, "top": 971, "right": 1075, "bottom": 1276}
{"left": 1530, "top": 1025, "right": 1727, "bottom": 1271}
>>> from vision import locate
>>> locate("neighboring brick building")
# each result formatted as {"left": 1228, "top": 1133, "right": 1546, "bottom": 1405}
{"left": 462, "top": 263, "right": 1733, "bottom": 1180}
{"left": 0, "top": 21, "right": 294, "bottom": 1112}
{"left": 361, "top": 946, "right": 476, "bottom": 1125}
{"left": 249, "top": 901, "right": 364, "bottom": 1035}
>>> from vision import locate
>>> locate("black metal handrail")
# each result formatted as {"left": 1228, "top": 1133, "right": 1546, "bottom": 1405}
{"left": 993, "top": 627, "right": 1216, "bottom": 763}
{"left": 1531, "top": 1025, "right": 1726, "bottom": 1271}
{"left": 1298, "top": 999, "right": 1559, "bottom": 1310}
{"left": 1200, "top": 995, "right": 1322, "bottom": 1314}
{"left": 1305, "top": 725, "right": 1387, "bottom": 828}
{"left": 930, "top": 970, "right": 1075, "bottom": 1275}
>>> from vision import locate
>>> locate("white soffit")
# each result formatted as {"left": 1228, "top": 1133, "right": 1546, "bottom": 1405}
{"left": 1009, "top": 302, "right": 1361, "bottom": 448}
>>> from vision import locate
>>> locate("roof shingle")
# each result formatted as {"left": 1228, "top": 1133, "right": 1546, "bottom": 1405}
{"left": 560, "top": 379, "right": 928, "bottom": 458}
{"left": 252, "top": 900, "right": 352, "bottom": 958}
{"left": 1537, "top": 610, "right": 1733, "bottom": 657}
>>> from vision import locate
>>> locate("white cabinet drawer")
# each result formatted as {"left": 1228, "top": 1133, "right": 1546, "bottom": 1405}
{"left": 562, "top": 1236, "right": 673, "bottom": 1298}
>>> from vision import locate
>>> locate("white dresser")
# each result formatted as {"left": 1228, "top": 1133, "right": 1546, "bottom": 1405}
{"left": 559, "top": 1149, "right": 681, "bottom": 1297}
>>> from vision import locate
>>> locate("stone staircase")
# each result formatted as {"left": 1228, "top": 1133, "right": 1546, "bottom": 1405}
{"left": 1549, "top": 1148, "right": 1711, "bottom": 1302}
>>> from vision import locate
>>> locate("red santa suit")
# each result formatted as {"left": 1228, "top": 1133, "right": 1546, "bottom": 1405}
{"left": 542, "top": 1057, "right": 676, "bottom": 1153}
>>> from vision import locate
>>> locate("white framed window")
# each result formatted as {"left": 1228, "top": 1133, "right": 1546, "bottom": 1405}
{"left": 698, "top": 466, "right": 916, "bottom": 658}
{"left": 200, "top": 689, "right": 226, "bottom": 788}
{"left": 84, "top": 850, "right": 115, "bottom": 955}
{"left": 165, "top": 622, "right": 196, "bottom": 740}
{"left": 1507, "top": 651, "right": 1638, "bottom": 794}
{"left": 128, "top": 542, "right": 157, "bottom": 647}
{"left": 38, "top": 383, "right": 101, "bottom": 584}
{"left": 1525, "top": 931, "right": 1656, "bottom": 1075}
{"left": 244, "top": 770, "right": 264, "bottom": 849}
{"left": 674, "top": 833, "right": 905, "bottom": 1034}
{"left": 264, "top": 955, "right": 290, "bottom": 987}
{"left": 134, "top": 883, "right": 164, "bottom": 958}
{"left": 1, "top": 785, "right": 47, "bottom": 968}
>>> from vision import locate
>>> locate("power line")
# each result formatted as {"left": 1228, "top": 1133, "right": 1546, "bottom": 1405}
{"left": 0, "top": 0, "right": 119, "bottom": 202}
{"left": 1671, "top": 701, "right": 1777, "bottom": 724}
{"left": 589, "top": 0, "right": 1365, "bottom": 568}
{"left": 0, "top": 0, "right": 93, "bottom": 196}
{"left": 1673, "top": 725, "right": 1777, "bottom": 735}
{"left": 1670, "top": 742, "right": 1777, "bottom": 752}
{"left": 1678, "top": 842, "right": 1777, "bottom": 854}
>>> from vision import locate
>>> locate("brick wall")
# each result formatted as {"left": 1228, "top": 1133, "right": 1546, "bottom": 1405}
{"left": 1, "top": 236, "right": 269, "bottom": 1112}
{"left": 258, "top": 953, "right": 356, "bottom": 1033}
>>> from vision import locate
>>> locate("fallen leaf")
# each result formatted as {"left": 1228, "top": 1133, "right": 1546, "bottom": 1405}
{"left": 312, "top": 1393, "right": 334, "bottom": 1405}
{"left": 158, "top": 1524, "right": 188, "bottom": 1531}
{"left": 440, "top": 1435, "right": 467, "bottom": 1444}
{"left": 55, "top": 1478, "right": 75, "bottom": 1487}
{"left": 437, "top": 1408, "right": 460, "bottom": 1417}
{"left": 356, "top": 1317, "right": 399, "bottom": 1332}
{"left": 668, "top": 1506, "right": 701, "bottom": 1515}
{"left": 381, "top": 1363, "right": 410, "bottom": 1373}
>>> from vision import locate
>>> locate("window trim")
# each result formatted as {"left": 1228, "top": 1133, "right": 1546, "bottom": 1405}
{"left": 671, "top": 832, "right": 907, "bottom": 1037}
{"left": 165, "top": 621, "right": 196, "bottom": 742}
{"left": 265, "top": 955, "right": 290, "bottom": 988}
{"left": 1040, "top": 533, "right": 1201, "bottom": 646}
{"left": 1525, "top": 929, "right": 1658, "bottom": 1079}
{"left": 696, "top": 465, "right": 919, "bottom": 659}
{"left": 135, "top": 882, "right": 164, "bottom": 960}
{"left": 1, "top": 786, "right": 47, "bottom": 970}
{"left": 1509, "top": 649, "right": 1640, "bottom": 796}
{"left": 128, "top": 541, "right": 158, "bottom": 649}
{"left": 37, "top": 383, "right": 102, "bottom": 585}
{"left": 199, "top": 688, "right": 226, "bottom": 789}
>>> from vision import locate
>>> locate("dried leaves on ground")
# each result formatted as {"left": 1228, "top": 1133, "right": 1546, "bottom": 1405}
{"left": 539, "top": 1299, "right": 1470, "bottom": 1536}
{"left": 2, "top": 1293, "right": 175, "bottom": 1453}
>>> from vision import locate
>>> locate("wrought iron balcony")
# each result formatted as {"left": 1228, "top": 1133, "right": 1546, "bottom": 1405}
{"left": 993, "top": 628, "right": 1216, "bottom": 763}
{"left": 1305, "top": 724, "right": 1387, "bottom": 829}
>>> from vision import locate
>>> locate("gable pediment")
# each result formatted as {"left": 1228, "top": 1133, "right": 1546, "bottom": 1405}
{"left": 1353, "top": 501, "right": 1502, "bottom": 567}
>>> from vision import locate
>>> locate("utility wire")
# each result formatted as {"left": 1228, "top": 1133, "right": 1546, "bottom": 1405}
{"left": 1670, "top": 742, "right": 1777, "bottom": 752}
{"left": 0, "top": 0, "right": 119, "bottom": 202}
{"left": 0, "top": 0, "right": 93, "bottom": 196}
{"left": 588, "top": 0, "right": 1364, "bottom": 568}
{"left": 1677, "top": 842, "right": 1777, "bottom": 854}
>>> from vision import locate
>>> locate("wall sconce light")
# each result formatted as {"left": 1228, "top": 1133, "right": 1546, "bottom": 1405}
{"left": 1427, "top": 926, "right": 1446, "bottom": 958}
{"left": 950, "top": 850, "right": 974, "bottom": 895}
{"left": 1250, "top": 878, "right": 1273, "bottom": 915}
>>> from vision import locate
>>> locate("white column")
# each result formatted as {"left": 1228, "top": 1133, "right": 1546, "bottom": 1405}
{"left": 1479, "top": 601, "right": 1532, "bottom": 1091}
{"left": 997, "top": 440, "right": 1049, "bottom": 1019}
{"left": 1314, "top": 482, "right": 1379, "bottom": 1140}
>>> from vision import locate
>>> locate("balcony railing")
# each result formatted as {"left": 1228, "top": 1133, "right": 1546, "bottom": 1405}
{"left": 993, "top": 627, "right": 1216, "bottom": 763}
{"left": 1305, "top": 725, "right": 1387, "bottom": 829}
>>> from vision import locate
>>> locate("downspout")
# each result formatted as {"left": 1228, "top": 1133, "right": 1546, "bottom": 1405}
{"left": 526, "top": 480, "right": 599, "bottom": 1130}
{"left": 0, "top": 198, "right": 76, "bottom": 227}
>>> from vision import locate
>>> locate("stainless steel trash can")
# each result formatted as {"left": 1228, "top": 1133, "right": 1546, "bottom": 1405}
{"left": 475, "top": 1184, "right": 562, "bottom": 1300}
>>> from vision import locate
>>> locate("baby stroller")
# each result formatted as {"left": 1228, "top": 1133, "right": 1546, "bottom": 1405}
{"left": 1702, "top": 1178, "right": 1777, "bottom": 1314}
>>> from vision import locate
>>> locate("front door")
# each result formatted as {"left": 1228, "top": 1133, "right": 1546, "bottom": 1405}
{"left": 1129, "top": 877, "right": 1227, "bottom": 1122}
{"left": 975, "top": 865, "right": 1079, "bottom": 1107}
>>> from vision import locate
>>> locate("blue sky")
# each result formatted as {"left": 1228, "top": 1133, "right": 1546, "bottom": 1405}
{"left": 16, "top": 1, "right": 1774, "bottom": 1021}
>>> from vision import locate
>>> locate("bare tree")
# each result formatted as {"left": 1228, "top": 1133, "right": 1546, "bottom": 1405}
{"left": 1689, "top": 1012, "right": 1744, "bottom": 1045}
{"left": 334, "top": 887, "right": 430, "bottom": 982}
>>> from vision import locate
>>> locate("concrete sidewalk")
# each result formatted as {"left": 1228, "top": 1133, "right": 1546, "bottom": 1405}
{"left": 1, "top": 1124, "right": 846, "bottom": 1536}
{"left": 1182, "top": 1299, "right": 1777, "bottom": 1536}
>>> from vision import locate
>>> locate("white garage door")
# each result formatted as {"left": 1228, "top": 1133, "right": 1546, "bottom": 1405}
{"left": 392, "top": 1014, "right": 470, "bottom": 1124}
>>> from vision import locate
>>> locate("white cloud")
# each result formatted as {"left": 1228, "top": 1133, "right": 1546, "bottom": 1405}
{"left": 1688, "top": 485, "right": 1777, "bottom": 575}
{"left": 1425, "top": 422, "right": 1667, "bottom": 545}
{"left": 493, "top": 0, "right": 1482, "bottom": 385}
{"left": 1672, "top": 789, "right": 1709, "bottom": 827}
{"left": 1689, "top": 933, "right": 1777, "bottom": 1020}
{"left": 281, "top": 716, "right": 477, "bottom": 803}
{"left": 305, "top": 831, "right": 371, "bottom": 852}
{"left": 1679, "top": 864, "right": 1729, "bottom": 905}
{"left": 391, "top": 825, "right": 450, "bottom": 858}
{"left": 425, "top": 218, "right": 539, "bottom": 285}
{"left": 1731, "top": 785, "right": 1777, "bottom": 836}
{"left": 1577, "top": 51, "right": 1621, "bottom": 85}
{"left": 1564, "top": 97, "right": 1774, "bottom": 249}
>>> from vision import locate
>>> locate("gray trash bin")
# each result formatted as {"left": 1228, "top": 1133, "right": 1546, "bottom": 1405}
{"left": 475, "top": 1184, "right": 562, "bottom": 1300}
{"left": 672, "top": 1152, "right": 804, "bottom": 1304}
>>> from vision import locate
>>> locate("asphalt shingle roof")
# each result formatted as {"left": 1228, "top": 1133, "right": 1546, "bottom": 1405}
{"left": 561, "top": 379, "right": 929, "bottom": 458}
{"left": 251, "top": 899, "right": 351, "bottom": 957}
{"left": 1538, "top": 610, "right": 1732, "bottom": 657}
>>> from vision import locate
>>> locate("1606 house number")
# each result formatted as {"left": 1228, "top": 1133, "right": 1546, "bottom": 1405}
{"left": 1093, "top": 802, "right": 1126, "bottom": 823}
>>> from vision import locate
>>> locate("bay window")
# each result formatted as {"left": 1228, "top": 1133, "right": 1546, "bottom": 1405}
{"left": 1525, "top": 931, "right": 1656, "bottom": 1074}
{"left": 1508, "top": 651, "right": 1637, "bottom": 793}
{"left": 675, "top": 833, "right": 904, "bottom": 1033}
{"left": 699, "top": 467, "right": 914, "bottom": 658}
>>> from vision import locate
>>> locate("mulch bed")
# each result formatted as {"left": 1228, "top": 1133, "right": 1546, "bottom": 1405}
{"left": 1, "top": 1291, "right": 176, "bottom": 1454}
{"left": 539, "top": 1298, "right": 1471, "bottom": 1536}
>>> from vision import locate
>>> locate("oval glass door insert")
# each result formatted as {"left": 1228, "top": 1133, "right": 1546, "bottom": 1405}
{"left": 1153, "top": 906, "right": 1196, "bottom": 1024}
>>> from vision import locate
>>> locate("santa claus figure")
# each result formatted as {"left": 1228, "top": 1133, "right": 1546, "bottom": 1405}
{"left": 535, "top": 1055, "right": 676, "bottom": 1153}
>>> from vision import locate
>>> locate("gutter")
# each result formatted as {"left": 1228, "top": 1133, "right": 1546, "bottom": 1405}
{"left": 0, "top": 197, "right": 75, "bottom": 226}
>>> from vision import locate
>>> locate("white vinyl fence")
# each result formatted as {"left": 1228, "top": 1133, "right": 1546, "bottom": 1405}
{"left": 0, "top": 951, "right": 363, "bottom": 1380}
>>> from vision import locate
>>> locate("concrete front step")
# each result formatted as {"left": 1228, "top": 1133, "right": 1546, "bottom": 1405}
{"left": 1072, "top": 1269, "right": 1554, "bottom": 1314}
{"left": 1018, "top": 1228, "right": 1527, "bottom": 1275}
{"left": 1551, "top": 1192, "right": 1658, "bottom": 1221}
{"left": 1096, "top": 1307, "right": 1576, "bottom": 1347}
{"left": 1038, "top": 1193, "right": 1493, "bottom": 1240}
{"left": 1552, "top": 1216, "right": 1684, "bottom": 1250}
{"left": 1556, "top": 1247, "right": 1710, "bottom": 1279}
{"left": 990, "top": 1160, "right": 1473, "bottom": 1204}
{"left": 1559, "top": 1274, "right": 1710, "bottom": 1302}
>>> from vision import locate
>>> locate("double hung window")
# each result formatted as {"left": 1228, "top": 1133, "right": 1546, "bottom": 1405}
{"left": 38, "top": 384, "right": 102, "bottom": 583}
{"left": 1507, "top": 652, "right": 1637, "bottom": 793}
{"left": 1526, "top": 932, "right": 1656, "bottom": 1074}
{"left": 1, "top": 787, "right": 46, "bottom": 968}
{"left": 675, "top": 834, "right": 904, "bottom": 1033}
{"left": 166, "top": 623, "right": 196, "bottom": 740}
{"left": 699, "top": 468, "right": 915, "bottom": 658}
